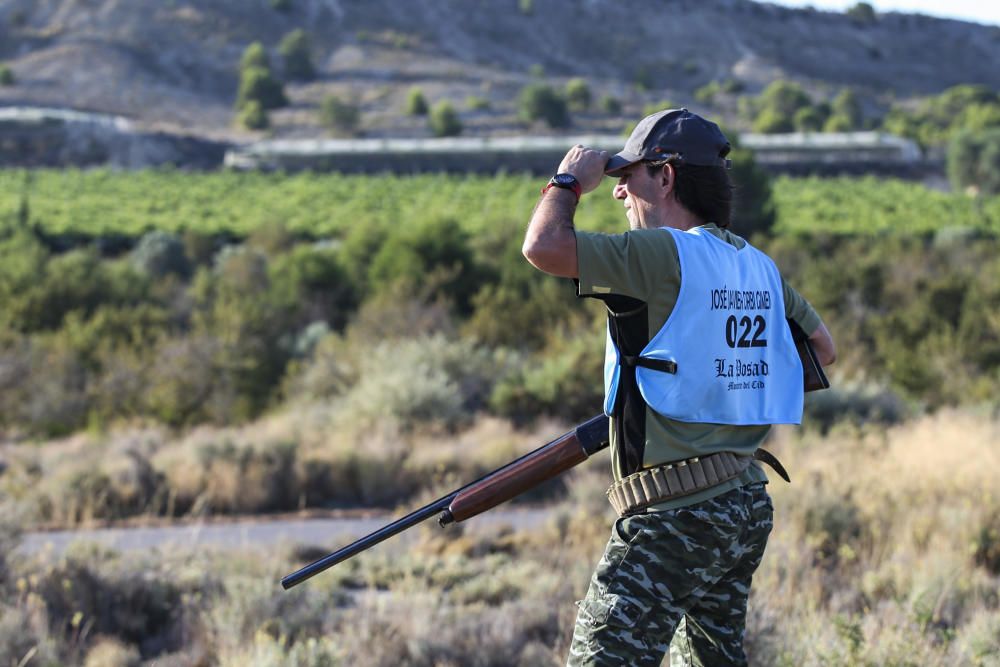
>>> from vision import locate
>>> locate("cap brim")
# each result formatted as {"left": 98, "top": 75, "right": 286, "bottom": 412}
{"left": 604, "top": 151, "right": 642, "bottom": 176}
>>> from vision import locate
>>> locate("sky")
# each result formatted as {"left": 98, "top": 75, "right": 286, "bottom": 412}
{"left": 767, "top": 0, "right": 1000, "bottom": 26}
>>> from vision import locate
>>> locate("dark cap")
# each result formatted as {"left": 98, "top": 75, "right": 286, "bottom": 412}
{"left": 605, "top": 108, "right": 732, "bottom": 175}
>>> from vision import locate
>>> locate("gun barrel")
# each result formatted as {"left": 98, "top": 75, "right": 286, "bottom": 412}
{"left": 280, "top": 497, "right": 453, "bottom": 589}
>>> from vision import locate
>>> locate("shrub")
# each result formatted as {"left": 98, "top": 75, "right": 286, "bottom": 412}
{"left": 751, "top": 80, "right": 813, "bottom": 133}
{"left": 429, "top": 101, "right": 462, "bottom": 137}
{"left": 564, "top": 78, "right": 591, "bottom": 112}
{"left": 727, "top": 132, "right": 777, "bottom": 238}
{"left": 130, "top": 231, "right": 191, "bottom": 279}
{"left": 319, "top": 95, "right": 360, "bottom": 135}
{"left": 367, "top": 217, "right": 485, "bottom": 314}
{"left": 270, "top": 0, "right": 293, "bottom": 12}
{"left": 236, "top": 67, "right": 288, "bottom": 111}
{"left": 490, "top": 333, "right": 604, "bottom": 424}
{"left": 793, "top": 106, "right": 826, "bottom": 132}
{"left": 406, "top": 87, "right": 429, "bottom": 115}
{"left": 465, "top": 95, "right": 490, "bottom": 111}
{"left": 518, "top": 83, "right": 570, "bottom": 129}
{"left": 0, "top": 65, "right": 14, "bottom": 86}
{"left": 948, "top": 129, "right": 1000, "bottom": 195}
{"left": 831, "top": 88, "right": 863, "bottom": 129}
{"left": 279, "top": 29, "right": 315, "bottom": 81}
{"left": 241, "top": 42, "right": 271, "bottom": 71}
{"left": 337, "top": 334, "right": 505, "bottom": 433}
{"left": 599, "top": 95, "right": 622, "bottom": 115}
{"left": 846, "top": 2, "right": 877, "bottom": 23}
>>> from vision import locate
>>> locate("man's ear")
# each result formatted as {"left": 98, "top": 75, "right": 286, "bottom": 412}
{"left": 661, "top": 163, "right": 675, "bottom": 194}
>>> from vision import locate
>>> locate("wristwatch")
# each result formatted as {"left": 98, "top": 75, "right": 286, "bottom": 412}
{"left": 541, "top": 173, "right": 582, "bottom": 201}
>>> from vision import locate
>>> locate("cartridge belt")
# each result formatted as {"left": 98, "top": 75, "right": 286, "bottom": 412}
{"left": 606, "top": 449, "right": 788, "bottom": 518}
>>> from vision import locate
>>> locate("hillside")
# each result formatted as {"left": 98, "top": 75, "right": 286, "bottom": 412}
{"left": 0, "top": 0, "right": 997, "bottom": 141}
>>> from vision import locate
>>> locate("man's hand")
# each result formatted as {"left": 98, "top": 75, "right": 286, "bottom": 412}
{"left": 557, "top": 146, "right": 609, "bottom": 195}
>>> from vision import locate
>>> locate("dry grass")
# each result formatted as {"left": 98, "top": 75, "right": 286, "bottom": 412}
{"left": 2, "top": 411, "right": 1000, "bottom": 665}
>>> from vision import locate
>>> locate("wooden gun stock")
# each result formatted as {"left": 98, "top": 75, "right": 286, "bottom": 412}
{"left": 280, "top": 414, "right": 609, "bottom": 589}
{"left": 441, "top": 413, "right": 609, "bottom": 524}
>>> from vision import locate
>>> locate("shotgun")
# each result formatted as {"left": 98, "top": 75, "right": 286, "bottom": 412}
{"left": 280, "top": 413, "right": 610, "bottom": 589}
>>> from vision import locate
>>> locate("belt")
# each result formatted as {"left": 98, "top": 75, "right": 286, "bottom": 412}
{"left": 606, "top": 448, "right": 790, "bottom": 517}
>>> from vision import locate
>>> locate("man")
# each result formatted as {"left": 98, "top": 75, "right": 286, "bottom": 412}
{"left": 522, "top": 108, "right": 835, "bottom": 666}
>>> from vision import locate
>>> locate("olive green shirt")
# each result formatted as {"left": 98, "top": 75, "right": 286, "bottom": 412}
{"left": 576, "top": 224, "right": 821, "bottom": 509}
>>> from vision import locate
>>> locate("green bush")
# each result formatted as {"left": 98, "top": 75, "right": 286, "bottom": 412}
{"left": 236, "top": 67, "right": 288, "bottom": 111}
{"left": 367, "top": 217, "right": 484, "bottom": 314}
{"left": 599, "top": 94, "right": 622, "bottom": 115}
{"left": 279, "top": 29, "right": 315, "bottom": 81}
{"left": 319, "top": 95, "right": 360, "bottom": 135}
{"left": 130, "top": 231, "right": 191, "bottom": 279}
{"left": 240, "top": 42, "right": 271, "bottom": 71}
{"left": 490, "top": 333, "right": 604, "bottom": 424}
{"left": 429, "top": 101, "right": 462, "bottom": 137}
{"left": 564, "top": 78, "right": 591, "bottom": 112}
{"left": 518, "top": 83, "right": 570, "bottom": 129}
{"left": 465, "top": 95, "right": 490, "bottom": 111}
{"left": 948, "top": 129, "right": 1000, "bottom": 195}
{"left": 846, "top": 1, "right": 877, "bottom": 23}
{"left": 831, "top": 88, "right": 862, "bottom": 129}
{"left": 751, "top": 80, "right": 813, "bottom": 133}
{"left": 794, "top": 106, "right": 826, "bottom": 132}
{"left": 0, "top": 65, "right": 14, "bottom": 86}
{"left": 406, "top": 87, "right": 429, "bottom": 115}
{"left": 270, "top": 0, "right": 293, "bottom": 12}
{"left": 729, "top": 141, "right": 777, "bottom": 238}
{"left": 883, "top": 84, "right": 1000, "bottom": 146}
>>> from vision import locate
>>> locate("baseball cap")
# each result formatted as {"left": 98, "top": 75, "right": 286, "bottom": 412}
{"left": 605, "top": 108, "right": 732, "bottom": 175}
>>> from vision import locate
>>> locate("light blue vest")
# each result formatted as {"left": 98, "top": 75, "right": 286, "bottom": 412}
{"left": 604, "top": 227, "right": 804, "bottom": 425}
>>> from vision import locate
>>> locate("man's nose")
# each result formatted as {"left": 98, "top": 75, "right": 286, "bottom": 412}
{"left": 613, "top": 181, "right": 627, "bottom": 200}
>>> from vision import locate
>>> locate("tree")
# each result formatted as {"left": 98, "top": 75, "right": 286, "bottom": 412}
{"left": 564, "top": 78, "right": 591, "bottom": 112}
{"left": 279, "top": 29, "right": 315, "bottom": 81}
{"left": 793, "top": 107, "right": 825, "bottom": 132}
{"left": 238, "top": 100, "right": 270, "bottom": 130}
{"left": 751, "top": 80, "right": 813, "bottom": 133}
{"left": 241, "top": 42, "right": 270, "bottom": 71}
{"left": 831, "top": 89, "right": 863, "bottom": 129}
{"left": 727, "top": 133, "right": 776, "bottom": 238}
{"left": 948, "top": 129, "right": 1000, "bottom": 196}
{"left": 320, "top": 95, "right": 360, "bottom": 135}
{"left": 0, "top": 65, "right": 14, "bottom": 87}
{"left": 518, "top": 83, "right": 570, "bottom": 129}
{"left": 237, "top": 67, "right": 288, "bottom": 111}
{"left": 236, "top": 43, "right": 287, "bottom": 113}
{"left": 406, "top": 87, "right": 429, "bottom": 116}
{"left": 846, "top": 2, "right": 877, "bottom": 24}
{"left": 429, "top": 101, "right": 462, "bottom": 137}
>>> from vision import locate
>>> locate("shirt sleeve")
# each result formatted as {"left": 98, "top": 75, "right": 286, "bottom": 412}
{"left": 783, "top": 278, "right": 821, "bottom": 335}
{"left": 575, "top": 229, "right": 679, "bottom": 301}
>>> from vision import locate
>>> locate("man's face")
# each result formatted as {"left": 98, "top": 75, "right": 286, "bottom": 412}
{"left": 611, "top": 162, "right": 667, "bottom": 230}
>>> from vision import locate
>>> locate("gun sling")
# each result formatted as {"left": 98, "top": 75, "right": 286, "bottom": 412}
{"left": 606, "top": 448, "right": 789, "bottom": 518}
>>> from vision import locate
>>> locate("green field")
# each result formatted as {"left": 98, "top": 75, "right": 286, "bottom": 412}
{"left": 2, "top": 169, "right": 999, "bottom": 238}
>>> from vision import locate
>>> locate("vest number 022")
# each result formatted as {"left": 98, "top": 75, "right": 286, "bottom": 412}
{"left": 725, "top": 315, "right": 768, "bottom": 349}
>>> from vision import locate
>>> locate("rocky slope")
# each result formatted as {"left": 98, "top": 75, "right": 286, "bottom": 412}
{"left": 0, "top": 0, "right": 997, "bottom": 140}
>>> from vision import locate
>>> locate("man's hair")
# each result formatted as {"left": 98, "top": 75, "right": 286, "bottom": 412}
{"left": 645, "top": 158, "right": 733, "bottom": 228}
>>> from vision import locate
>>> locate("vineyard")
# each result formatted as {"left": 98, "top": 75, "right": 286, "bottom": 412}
{"left": 2, "top": 170, "right": 999, "bottom": 238}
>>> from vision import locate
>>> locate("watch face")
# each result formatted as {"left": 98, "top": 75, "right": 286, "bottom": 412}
{"left": 553, "top": 174, "right": 577, "bottom": 186}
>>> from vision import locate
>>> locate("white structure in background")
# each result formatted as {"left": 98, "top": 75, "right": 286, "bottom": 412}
{"left": 225, "top": 131, "right": 924, "bottom": 173}
{"left": 740, "top": 131, "right": 923, "bottom": 166}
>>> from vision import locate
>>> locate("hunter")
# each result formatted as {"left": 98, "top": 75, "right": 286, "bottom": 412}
{"left": 522, "top": 108, "right": 836, "bottom": 666}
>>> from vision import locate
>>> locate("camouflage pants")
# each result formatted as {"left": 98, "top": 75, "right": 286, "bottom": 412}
{"left": 567, "top": 483, "right": 773, "bottom": 667}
